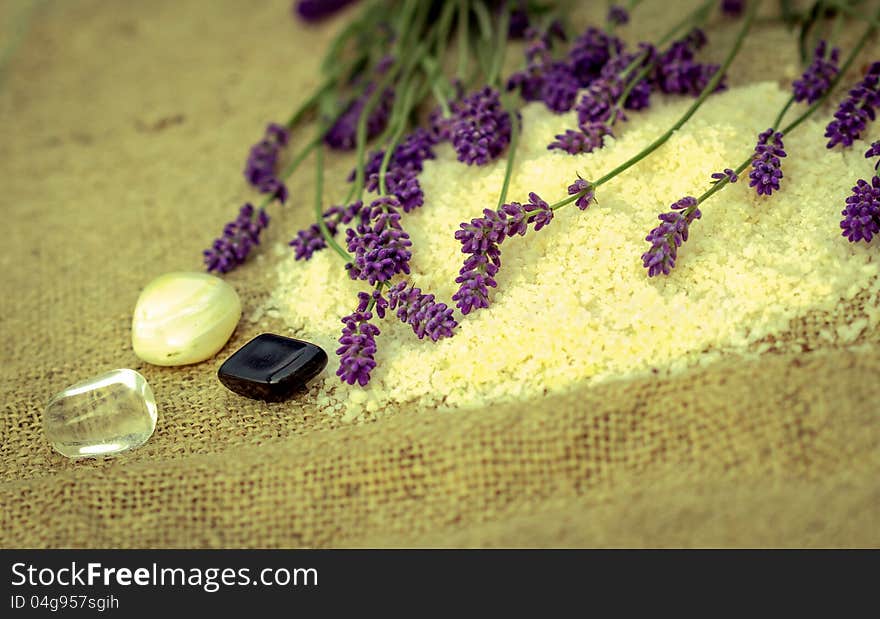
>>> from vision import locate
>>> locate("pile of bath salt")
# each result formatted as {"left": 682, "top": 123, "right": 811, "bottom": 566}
{"left": 267, "top": 81, "right": 880, "bottom": 420}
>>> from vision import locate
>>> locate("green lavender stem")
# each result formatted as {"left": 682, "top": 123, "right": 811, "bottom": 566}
{"left": 693, "top": 5, "right": 880, "bottom": 207}
{"left": 457, "top": 0, "right": 470, "bottom": 81}
{"left": 378, "top": 76, "right": 423, "bottom": 196}
{"left": 497, "top": 101, "right": 520, "bottom": 209}
{"left": 487, "top": 2, "right": 510, "bottom": 88}
{"left": 550, "top": 0, "right": 761, "bottom": 212}
{"left": 314, "top": 136, "right": 352, "bottom": 262}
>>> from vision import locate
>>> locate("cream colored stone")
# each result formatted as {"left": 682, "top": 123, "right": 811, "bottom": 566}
{"left": 132, "top": 272, "right": 241, "bottom": 366}
{"left": 43, "top": 369, "right": 157, "bottom": 459}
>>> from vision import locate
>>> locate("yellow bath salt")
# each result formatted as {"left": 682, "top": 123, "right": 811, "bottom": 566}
{"left": 268, "top": 81, "right": 880, "bottom": 419}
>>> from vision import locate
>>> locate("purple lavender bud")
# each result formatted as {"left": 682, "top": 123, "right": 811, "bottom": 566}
{"left": 548, "top": 127, "right": 609, "bottom": 155}
{"left": 294, "top": 0, "right": 356, "bottom": 22}
{"left": 429, "top": 106, "right": 456, "bottom": 141}
{"left": 204, "top": 203, "right": 270, "bottom": 273}
{"left": 525, "top": 192, "right": 554, "bottom": 231}
{"left": 506, "top": 68, "right": 545, "bottom": 103}
{"left": 345, "top": 196, "right": 412, "bottom": 284}
{"left": 289, "top": 201, "right": 364, "bottom": 261}
{"left": 826, "top": 63, "right": 880, "bottom": 149}
{"left": 508, "top": 2, "right": 530, "bottom": 39}
{"left": 602, "top": 44, "right": 656, "bottom": 110}
{"left": 567, "top": 178, "right": 595, "bottom": 210}
{"left": 265, "top": 123, "right": 290, "bottom": 146}
{"left": 576, "top": 77, "right": 625, "bottom": 130}
{"left": 568, "top": 27, "right": 623, "bottom": 87}
{"left": 325, "top": 85, "right": 395, "bottom": 151}
{"left": 866, "top": 141, "right": 880, "bottom": 170}
{"left": 453, "top": 196, "right": 554, "bottom": 314}
{"left": 653, "top": 30, "right": 724, "bottom": 96}
{"left": 711, "top": 168, "right": 739, "bottom": 184}
{"left": 257, "top": 177, "right": 289, "bottom": 204}
{"left": 540, "top": 62, "right": 581, "bottom": 113}
{"left": 351, "top": 129, "right": 436, "bottom": 209}
{"left": 793, "top": 40, "right": 840, "bottom": 104}
{"left": 749, "top": 128, "right": 786, "bottom": 196}
{"left": 244, "top": 123, "right": 290, "bottom": 202}
{"left": 721, "top": 0, "right": 744, "bottom": 17}
{"left": 336, "top": 307, "right": 379, "bottom": 387}
{"left": 607, "top": 5, "right": 629, "bottom": 26}
{"left": 841, "top": 176, "right": 880, "bottom": 242}
{"left": 386, "top": 282, "right": 458, "bottom": 341}
{"left": 641, "top": 197, "right": 701, "bottom": 277}
{"left": 450, "top": 87, "right": 513, "bottom": 165}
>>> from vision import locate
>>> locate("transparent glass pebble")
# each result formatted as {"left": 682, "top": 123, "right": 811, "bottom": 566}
{"left": 43, "top": 369, "right": 157, "bottom": 459}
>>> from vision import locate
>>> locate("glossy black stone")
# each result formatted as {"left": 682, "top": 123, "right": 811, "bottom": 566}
{"left": 218, "top": 333, "right": 328, "bottom": 402}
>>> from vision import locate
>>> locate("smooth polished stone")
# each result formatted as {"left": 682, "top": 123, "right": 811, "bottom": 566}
{"left": 218, "top": 333, "right": 328, "bottom": 402}
{"left": 132, "top": 272, "right": 241, "bottom": 366}
{"left": 43, "top": 369, "right": 157, "bottom": 459}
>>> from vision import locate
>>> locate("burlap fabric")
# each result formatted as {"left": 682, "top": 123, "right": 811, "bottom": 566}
{"left": 2, "top": 0, "right": 878, "bottom": 548}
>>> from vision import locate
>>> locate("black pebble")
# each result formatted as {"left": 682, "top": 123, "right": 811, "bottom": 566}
{"left": 218, "top": 333, "right": 328, "bottom": 402}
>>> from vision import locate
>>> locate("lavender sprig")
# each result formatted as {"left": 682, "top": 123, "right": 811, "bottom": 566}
{"left": 289, "top": 201, "right": 364, "bottom": 261}
{"left": 841, "top": 176, "right": 880, "bottom": 242}
{"left": 453, "top": 193, "right": 554, "bottom": 314}
{"left": 450, "top": 87, "right": 513, "bottom": 165}
{"left": 325, "top": 83, "right": 395, "bottom": 151}
{"left": 203, "top": 204, "right": 270, "bottom": 273}
{"left": 748, "top": 128, "right": 786, "bottom": 196}
{"left": 792, "top": 40, "right": 840, "bottom": 105}
{"left": 825, "top": 62, "right": 880, "bottom": 149}
{"left": 336, "top": 295, "right": 380, "bottom": 386}
{"left": 345, "top": 196, "right": 412, "bottom": 285}
{"left": 607, "top": 5, "right": 630, "bottom": 27}
{"left": 386, "top": 282, "right": 458, "bottom": 341}
{"left": 641, "top": 197, "right": 701, "bottom": 277}
{"left": 244, "top": 123, "right": 291, "bottom": 203}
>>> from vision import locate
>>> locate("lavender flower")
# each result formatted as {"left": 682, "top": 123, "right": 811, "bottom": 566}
{"left": 652, "top": 30, "right": 724, "bottom": 96}
{"left": 450, "top": 87, "right": 513, "bottom": 165}
{"left": 204, "top": 204, "right": 269, "bottom": 273}
{"left": 526, "top": 192, "right": 554, "bottom": 231}
{"left": 244, "top": 123, "right": 290, "bottom": 203}
{"left": 568, "top": 27, "right": 623, "bottom": 87}
{"left": 749, "top": 128, "right": 786, "bottom": 196}
{"left": 866, "top": 141, "right": 880, "bottom": 170}
{"left": 641, "top": 197, "right": 701, "bottom": 277}
{"left": 604, "top": 44, "right": 656, "bottom": 111}
{"left": 336, "top": 296, "right": 380, "bottom": 386}
{"left": 826, "top": 62, "right": 880, "bottom": 149}
{"left": 721, "top": 0, "right": 744, "bottom": 17}
{"left": 289, "top": 201, "right": 364, "bottom": 261}
{"left": 366, "top": 166, "right": 424, "bottom": 212}
{"left": 540, "top": 61, "right": 582, "bottom": 113}
{"left": 325, "top": 84, "right": 395, "bottom": 151}
{"left": 506, "top": 25, "right": 571, "bottom": 109}
{"left": 548, "top": 127, "right": 609, "bottom": 154}
{"left": 793, "top": 40, "right": 840, "bottom": 104}
{"left": 453, "top": 194, "right": 554, "bottom": 314}
{"left": 353, "top": 127, "right": 438, "bottom": 182}
{"left": 607, "top": 5, "right": 629, "bottom": 26}
{"left": 294, "top": 0, "right": 356, "bottom": 22}
{"left": 840, "top": 176, "right": 880, "bottom": 243}
{"left": 345, "top": 196, "right": 412, "bottom": 284}
{"left": 508, "top": 3, "right": 530, "bottom": 39}
{"left": 576, "top": 77, "right": 625, "bottom": 128}
{"left": 567, "top": 178, "right": 595, "bottom": 210}
{"left": 711, "top": 168, "right": 739, "bottom": 184}
{"left": 386, "top": 282, "right": 458, "bottom": 341}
